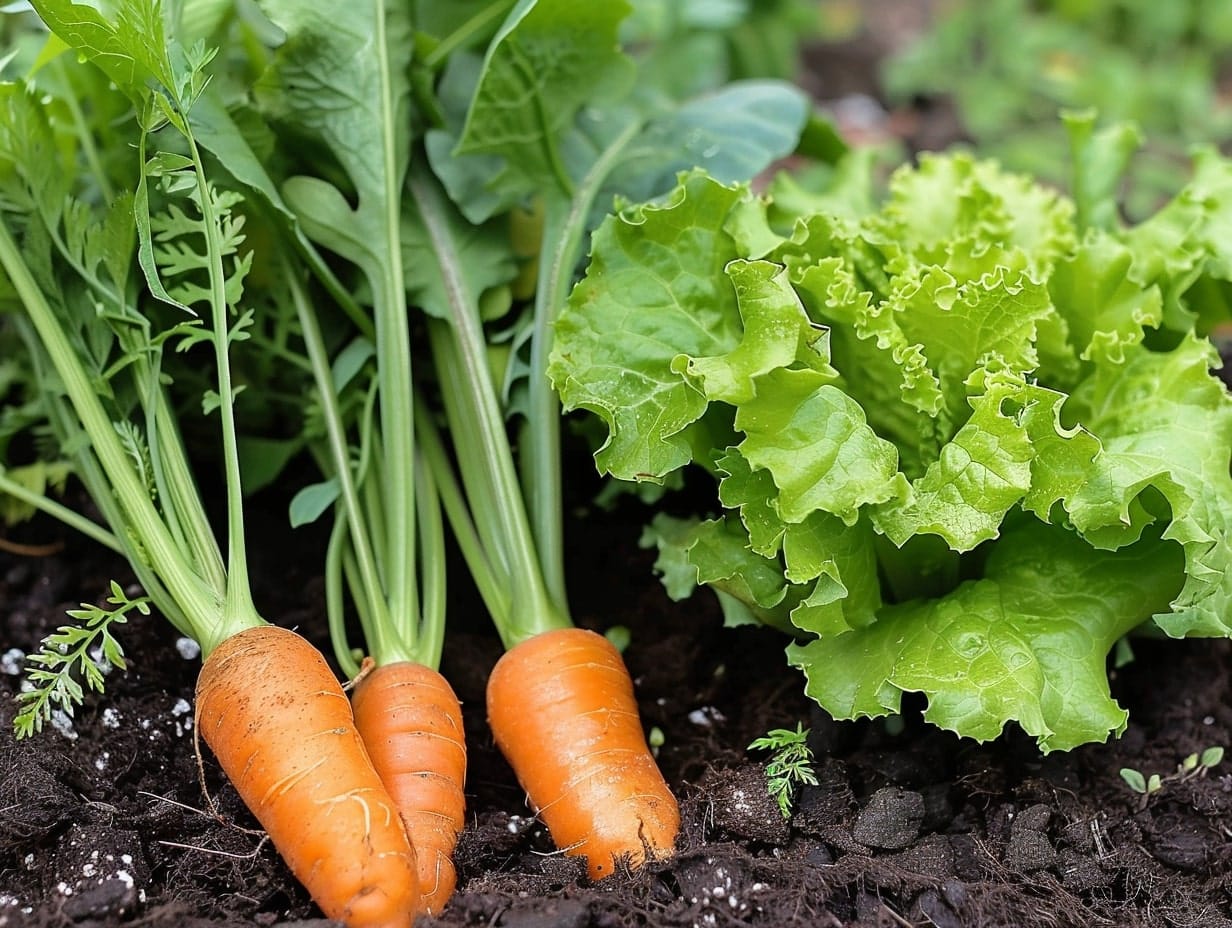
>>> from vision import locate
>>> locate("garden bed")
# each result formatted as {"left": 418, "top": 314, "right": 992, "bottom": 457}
{"left": 3, "top": 461, "right": 1232, "bottom": 928}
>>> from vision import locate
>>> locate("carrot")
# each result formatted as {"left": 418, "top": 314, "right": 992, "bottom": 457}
{"left": 195, "top": 625, "right": 422, "bottom": 928}
{"left": 352, "top": 661, "right": 467, "bottom": 915}
{"left": 485, "top": 627, "right": 679, "bottom": 879}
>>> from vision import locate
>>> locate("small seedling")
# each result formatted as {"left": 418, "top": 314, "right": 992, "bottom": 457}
{"left": 14, "top": 580, "right": 147, "bottom": 738}
{"left": 748, "top": 722, "right": 818, "bottom": 819}
{"left": 1119, "top": 767, "right": 1163, "bottom": 810}
{"left": 1119, "top": 745, "right": 1225, "bottom": 811}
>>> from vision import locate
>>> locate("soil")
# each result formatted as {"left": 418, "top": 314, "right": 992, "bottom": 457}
{"left": 4, "top": 437, "right": 1232, "bottom": 928}
{"left": 6, "top": 10, "right": 1232, "bottom": 928}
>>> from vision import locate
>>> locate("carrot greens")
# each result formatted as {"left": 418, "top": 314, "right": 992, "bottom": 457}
{"left": 1, "top": 0, "right": 816, "bottom": 903}
{"left": 0, "top": 0, "right": 267, "bottom": 666}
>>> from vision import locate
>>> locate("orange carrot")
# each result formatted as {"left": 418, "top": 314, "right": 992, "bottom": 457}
{"left": 352, "top": 661, "right": 467, "bottom": 915}
{"left": 195, "top": 625, "right": 422, "bottom": 928}
{"left": 486, "top": 627, "right": 679, "bottom": 879}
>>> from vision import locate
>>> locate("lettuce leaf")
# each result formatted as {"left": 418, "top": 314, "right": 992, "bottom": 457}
{"left": 551, "top": 144, "right": 1232, "bottom": 750}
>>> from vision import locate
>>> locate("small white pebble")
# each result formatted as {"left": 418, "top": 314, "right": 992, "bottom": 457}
{"left": 88, "top": 645, "right": 113, "bottom": 676}
{"left": 22, "top": 855, "right": 33, "bottom": 869}
{"left": 171, "top": 698, "right": 191, "bottom": 717}
{"left": 120, "top": 854, "right": 132, "bottom": 866}
{"left": 688, "top": 706, "right": 726, "bottom": 727}
{"left": 50, "top": 711, "right": 78, "bottom": 741}
{"left": 101, "top": 708, "right": 121, "bottom": 729}
{"left": 175, "top": 637, "right": 201, "bottom": 660}
{"left": 114, "top": 870, "right": 134, "bottom": 888}
{"left": 1, "top": 648, "right": 25, "bottom": 675}
{"left": 82, "top": 863, "right": 96, "bottom": 878}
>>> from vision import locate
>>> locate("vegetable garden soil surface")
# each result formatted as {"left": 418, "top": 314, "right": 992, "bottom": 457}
{"left": 3, "top": 454, "right": 1232, "bottom": 928}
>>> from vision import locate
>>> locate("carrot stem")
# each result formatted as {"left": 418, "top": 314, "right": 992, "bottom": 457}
{"left": 410, "top": 169, "right": 570, "bottom": 647}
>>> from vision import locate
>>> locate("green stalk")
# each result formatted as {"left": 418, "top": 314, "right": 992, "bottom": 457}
{"left": 0, "top": 218, "right": 223, "bottom": 642}
{"left": 40, "top": 203, "right": 226, "bottom": 590}
{"left": 185, "top": 133, "right": 263, "bottom": 647}
{"left": 410, "top": 168, "right": 568, "bottom": 647}
{"left": 0, "top": 469, "right": 123, "bottom": 554}
{"left": 414, "top": 450, "right": 447, "bottom": 669}
{"left": 15, "top": 318, "right": 194, "bottom": 638}
{"left": 371, "top": 0, "right": 418, "bottom": 637}
{"left": 422, "top": 0, "right": 518, "bottom": 71}
{"left": 521, "top": 117, "right": 644, "bottom": 608}
{"left": 288, "top": 266, "right": 414, "bottom": 666}
{"left": 415, "top": 393, "right": 511, "bottom": 624}
{"left": 324, "top": 514, "right": 360, "bottom": 678}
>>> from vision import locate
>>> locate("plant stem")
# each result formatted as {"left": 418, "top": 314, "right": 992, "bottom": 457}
{"left": 522, "top": 117, "right": 643, "bottom": 607}
{"left": 0, "top": 470, "right": 123, "bottom": 554}
{"left": 0, "top": 218, "right": 222, "bottom": 642}
{"left": 422, "top": 0, "right": 517, "bottom": 71}
{"left": 187, "top": 133, "right": 261, "bottom": 644}
{"left": 409, "top": 168, "right": 568, "bottom": 647}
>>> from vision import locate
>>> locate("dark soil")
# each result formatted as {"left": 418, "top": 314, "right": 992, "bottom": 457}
{"left": 6, "top": 10, "right": 1232, "bottom": 928}
{"left": 3, "top": 454, "right": 1232, "bottom": 928}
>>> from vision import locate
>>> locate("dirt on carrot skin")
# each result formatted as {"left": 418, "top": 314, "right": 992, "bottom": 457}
{"left": 2, "top": 472, "right": 1232, "bottom": 928}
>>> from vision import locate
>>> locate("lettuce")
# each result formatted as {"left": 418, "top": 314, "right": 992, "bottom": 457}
{"left": 550, "top": 140, "right": 1232, "bottom": 751}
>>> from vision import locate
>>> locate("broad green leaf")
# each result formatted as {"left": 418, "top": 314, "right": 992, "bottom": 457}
{"left": 455, "top": 0, "right": 635, "bottom": 196}
{"left": 874, "top": 151, "right": 1075, "bottom": 273}
{"left": 736, "top": 370, "right": 902, "bottom": 526}
{"left": 788, "top": 520, "right": 1185, "bottom": 752}
{"left": 28, "top": 0, "right": 176, "bottom": 105}
{"left": 686, "top": 514, "right": 796, "bottom": 634}
{"left": 782, "top": 511, "right": 881, "bottom": 636}
{"left": 675, "top": 259, "right": 833, "bottom": 405}
{"left": 253, "top": 0, "right": 413, "bottom": 289}
{"left": 1063, "top": 110, "right": 1143, "bottom": 233}
{"left": 639, "top": 512, "right": 703, "bottom": 602}
{"left": 289, "top": 476, "right": 340, "bottom": 528}
{"left": 1064, "top": 335, "right": 1232, "bottom": 636}
{"left": 1015, "top": 381, "right": 1102, "bottom": 523}
{"left": 549, "top": 171, "right": 750, "bottom": 479}
{"left": 598, "top": 79, "right": 808, "bottom": 208}
{"left": 872, "top": 376, "right": 1034, "bottom": 551}
{"left": 400, "top": 182, "right": 518, "bottom": 319}
{"left": 1049, "top": 230, "right": 1163, "bottom": 366}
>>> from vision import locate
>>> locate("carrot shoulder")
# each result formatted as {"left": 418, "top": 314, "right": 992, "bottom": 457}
{"left": 486, "top": 627, "right": 679, "bottom": 879}
{"left": 195, "top": 625, "right": 421, "bottom": 928}
{"left": 352, "top": 661, "right": 467, "bottom": 915}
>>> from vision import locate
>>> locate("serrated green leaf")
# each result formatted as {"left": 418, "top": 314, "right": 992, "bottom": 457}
{"left": 549, "top": 171, "right": 750, "bottom": 479}
{"left": 789, "top": 520, "right": 1184, "bottom": 752}
{"left": 736, "top": 369, "right": 902, "bottom": 526}
{"left": 872, "top": 377, "right": 1034, "bottom": 551}
{"left": 28, "top": 0, "right": 176, "bottom": 105}
{"left": 675, "top": 259, "right": 834, "bottom": 405}
{"left": 1064, "top": 335, "right": 1232, "bottom": 636}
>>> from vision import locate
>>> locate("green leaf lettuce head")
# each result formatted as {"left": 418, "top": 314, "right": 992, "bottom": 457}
{"left": 549, "top": 147, "right": 1232, "bottom": 752}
